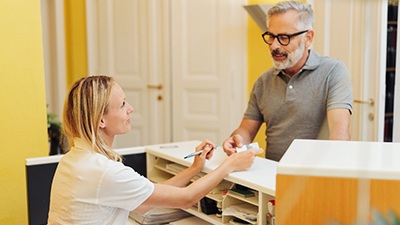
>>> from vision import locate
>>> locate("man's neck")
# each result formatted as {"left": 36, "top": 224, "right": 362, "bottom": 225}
{"left": 283, "top": 50, "right": 310, "bottom": 77}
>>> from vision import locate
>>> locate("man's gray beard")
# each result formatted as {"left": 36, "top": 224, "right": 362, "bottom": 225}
{"left": 271, "top": 39, "right": 305, "bottom": 70}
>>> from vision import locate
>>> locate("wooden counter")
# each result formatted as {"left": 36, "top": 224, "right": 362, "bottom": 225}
{"left": 276, "top": 139, "right": 400, "bottom": 225}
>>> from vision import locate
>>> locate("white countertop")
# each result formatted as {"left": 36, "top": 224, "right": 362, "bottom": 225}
{"left": 145, "top": 140, "right": 277, "bottom": 196}
{"left": 278, "top": 139, "right": 400, "bottom": 180}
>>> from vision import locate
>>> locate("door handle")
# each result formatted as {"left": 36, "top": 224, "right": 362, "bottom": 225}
{"left": 147, "top": 84, "right": 163, "bottom": 90}
{"left": 353, "top": 98, "right": 374, "bottom": 106}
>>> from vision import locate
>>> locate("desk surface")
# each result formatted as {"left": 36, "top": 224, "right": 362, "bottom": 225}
{"left": 278, "top": 139, "right": 400, "bottom": 180}
{"left": 145, "top": 140, "right": 277, "bottom": 196}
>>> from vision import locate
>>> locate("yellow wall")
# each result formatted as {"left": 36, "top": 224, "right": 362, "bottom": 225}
{"left": 0, "top": 1, "right": 48, "bottom": 224}
{"left": 0, "top": 2, "right": 87, "bottom": 224}
{"left": 64, "top": 0, "right": 88, "bottom": 88}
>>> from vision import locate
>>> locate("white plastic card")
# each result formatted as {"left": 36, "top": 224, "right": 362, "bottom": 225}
{"left": 236, "top": 142, "right": 259, "bottom": 153}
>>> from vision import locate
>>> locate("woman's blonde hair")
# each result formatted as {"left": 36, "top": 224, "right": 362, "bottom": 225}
{"left": 62, "top": 75, "right": 122, "bottom": 161}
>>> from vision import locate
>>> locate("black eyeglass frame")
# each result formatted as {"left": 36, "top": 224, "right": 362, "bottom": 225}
{"left": 262, "top": 30, "right": 309, "bottom": 46}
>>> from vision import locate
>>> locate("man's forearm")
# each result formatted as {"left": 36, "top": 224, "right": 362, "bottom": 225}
{"left": 231, "top": 128, "right": 255, "bottom": 144}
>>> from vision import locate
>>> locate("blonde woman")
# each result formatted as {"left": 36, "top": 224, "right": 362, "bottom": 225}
{"left": 47, "top": 75, "right": 261, "bottom": 225}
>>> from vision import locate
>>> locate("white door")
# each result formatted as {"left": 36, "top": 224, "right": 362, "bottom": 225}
{"left": 170, "top": 0, "right": 247, "bottom": 143}
{"left": 86, "top": 0, "right": 171, "bottom": 148}
{"left": 86, "top": 0, "right": 247, "bottom": 148}
{"left": 311, "top": 0, "right": 387, "bottom": 141}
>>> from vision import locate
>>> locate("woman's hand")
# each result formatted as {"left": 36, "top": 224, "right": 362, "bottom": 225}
{"left": 191, "top": 140, "right": 216, "bottom": 171}
{"left": 223, "top": 147, "right": 263, "bottom": 172}
{"left": 161, "top": 140, "right": 216, "bottom": 188}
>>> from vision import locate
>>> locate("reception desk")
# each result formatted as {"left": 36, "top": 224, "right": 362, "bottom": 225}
{"left": 276, "top": 139, "right": 400, "bottom": 225}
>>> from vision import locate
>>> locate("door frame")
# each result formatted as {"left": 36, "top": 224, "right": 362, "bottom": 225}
{"left": 393, "top": 2, "right": 400, "bottom": 142}
{"left": 41, "top": 0, "right": 67, "bottom": 118}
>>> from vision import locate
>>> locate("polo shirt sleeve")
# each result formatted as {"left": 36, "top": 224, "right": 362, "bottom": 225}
{"left": 97, "top": 161, "right": 155, "bottom": 211}
{"left": 326, "top": 61, "right": 353, "bottom": 114}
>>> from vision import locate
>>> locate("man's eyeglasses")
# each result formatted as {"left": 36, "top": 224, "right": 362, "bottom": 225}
{"left": 262, "top": 30, "right": 308, "bottom": 46}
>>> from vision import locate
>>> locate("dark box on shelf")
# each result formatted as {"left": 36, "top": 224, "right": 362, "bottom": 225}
{"left": 200, "top": 197, "right": 219, "bottom": 215}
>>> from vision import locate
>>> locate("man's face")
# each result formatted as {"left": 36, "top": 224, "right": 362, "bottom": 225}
{"left": 270, "top": 36, "right": 305, "bottom": 70}
{"left": 267, "top": 10, "right": 310, "bottom": 70}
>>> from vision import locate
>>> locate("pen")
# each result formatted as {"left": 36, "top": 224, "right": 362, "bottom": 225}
{"left": 184, "top": 145, "right": 219, "bottom": 159}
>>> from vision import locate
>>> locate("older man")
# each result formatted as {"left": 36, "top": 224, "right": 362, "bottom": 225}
{"left": 223, "top": 1, "right": 353, "bottom": 161}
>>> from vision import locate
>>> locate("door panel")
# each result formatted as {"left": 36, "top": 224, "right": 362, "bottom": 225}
{"left": 171, "top": 0, "right": 247, "bottom": 144}
{"left": 86, "top": 0, "right": 163, "bottom": 148}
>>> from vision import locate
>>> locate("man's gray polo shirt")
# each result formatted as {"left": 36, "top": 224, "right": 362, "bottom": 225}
{"left": 244, "top": 50, "right": 353, "bottom": 161}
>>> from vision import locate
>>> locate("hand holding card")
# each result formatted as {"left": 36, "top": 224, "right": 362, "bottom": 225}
{"left": 236, "top": 142, "right": 259, "bottom": 153}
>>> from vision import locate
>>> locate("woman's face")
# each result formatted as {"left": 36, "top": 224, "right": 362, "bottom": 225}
{"left": 101, "top": 82, "right": 134, "bottom": 138}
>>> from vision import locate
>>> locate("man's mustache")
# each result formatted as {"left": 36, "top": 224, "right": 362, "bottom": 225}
{"left": 271, "top": 49, "right": 288, "bottom": 57}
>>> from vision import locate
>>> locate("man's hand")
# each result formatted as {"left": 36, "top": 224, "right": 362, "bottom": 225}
{"left": 222, "top": 134, "right": 244, "bottom": 156}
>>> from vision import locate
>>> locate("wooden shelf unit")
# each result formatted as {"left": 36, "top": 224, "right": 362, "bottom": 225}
{"left": 145, "top": 141, "right": 277, "bottom": 225}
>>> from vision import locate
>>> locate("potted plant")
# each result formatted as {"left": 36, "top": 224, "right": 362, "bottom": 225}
{"left": 47, "top": 108, "right": 64, "bottom": 155}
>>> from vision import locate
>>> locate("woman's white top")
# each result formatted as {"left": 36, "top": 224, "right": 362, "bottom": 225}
{"left": 47, "top": 139, "right": 154, "bottom": 225}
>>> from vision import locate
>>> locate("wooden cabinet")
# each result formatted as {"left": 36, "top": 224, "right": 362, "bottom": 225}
{"left": 145, "top": 141, "right": 277, "bottom": 225}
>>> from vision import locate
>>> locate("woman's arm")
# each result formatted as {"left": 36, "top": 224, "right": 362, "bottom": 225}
{"left": 134, "top": 147, "right": 262, "bottom": 214}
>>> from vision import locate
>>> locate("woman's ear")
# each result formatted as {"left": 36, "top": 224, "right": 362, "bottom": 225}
{"left": 99, "top": 119, "right": 106, "bottom": 129}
